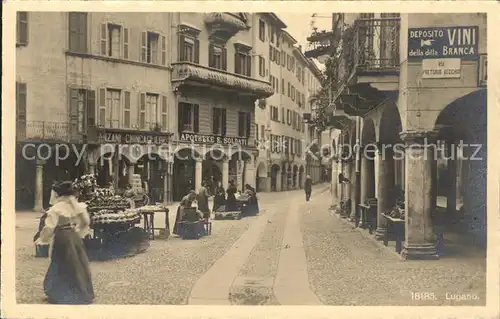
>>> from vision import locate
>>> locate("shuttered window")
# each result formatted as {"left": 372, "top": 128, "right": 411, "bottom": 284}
{"left": 16, "top": 83, "right": 27, "bottom": 139}
{"left": 178, "top": 35, "right": 199, "bottom": 63}
{"left": 68, "top": 12, "right": 87, "bottom": 52}
{"left": 17, "top": 12, "right": 28, "bottom": 46}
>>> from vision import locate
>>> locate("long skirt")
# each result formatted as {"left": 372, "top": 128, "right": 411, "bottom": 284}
{"left": 173, "top": 206, "right": 182, "bottom": 235}
{"left": 212, "top": 195, "right": 226, "bottom": 212}
{"left": 43, "top": 227, "right": 94, "bottom": 304}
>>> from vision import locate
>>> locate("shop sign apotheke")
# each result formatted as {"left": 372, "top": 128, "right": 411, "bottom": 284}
{"left": 421, "top": 58, "right": 461, "bottom": 79}
{"left": 179, "top": 132, "right": 248, "bottom": 146}
{"left": 98, "top": 130, "right": 170, "bottom": 145}
{"left": 408, "top": 26, "right": 479, "bottom": 61}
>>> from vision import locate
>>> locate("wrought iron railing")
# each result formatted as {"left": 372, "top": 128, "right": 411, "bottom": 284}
{"left": 351, "top": 17, "right": 400, "bottom": 73}
{"left": 18, "top": 121, "right": 70, "bottom": 142}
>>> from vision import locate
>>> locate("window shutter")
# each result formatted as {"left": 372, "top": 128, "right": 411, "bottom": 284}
{"left": 281, "top": 51, "right": 285, "bottom": 67}
{"left": 86, "top": 90, "right": 96, "bottom": 128}
{"left": 16, "top": 82, "right": 27, "bottom": 139}
{"left": 98, "top": 88, "right": 107, "bottom": 127}
{"left": 178, "top": 102, "right": 184, "bottom": 134}
{"left": 69, "top": 88, "right": 80, "bottom": 139}
{"left": 221, "top": 48, "right": 227, "bottom": 71}
{"left": 123, "top": 91, "right": 131, "bottom": 128}
{"left": 212, "top": 107, "right": 218, "bottom": 134}
{"left": 161, "top": 95, "right": 168, "bottom": 131}
{"left": 178, "top": 34, "right": 185, "bottom": 61}
{"left": 17, "top": 12, "right": 28, "bottom": 45}
{"left": 208, "top": 43, "right": 214, "bottom": 68}
{"left": 68, "top": 13, "right": 78, "bottom": 51}
{"left": 193, "top": 104, "right": 199, "bottom": 133}
{"left": 161, "top": 35, "right": 167, "bottom": 65}
{"left": 246, "top": 55, "right": 252, "bottom": 76}
{"left": 123, "top": 28, "right": 130, "bottom": 59}
{"left": 269, "top": 105, "right": 273, "bottom": 119}
{"left": 140, "top": 31, "right": 147, "bottom": 62}
{"left": 100, "top": 23, "right": 108, "bottom": 55}
{"left": 246, "top": 112, "right": 251, "bottom": 138}
{"left": 222, "top": 109, "right": 227, "bottom": 136}
{"left": 194, "top": 39, "right": 200, "bottom": 64}
{"left": 234, "top": 53, "right": 240, "bottom": 74}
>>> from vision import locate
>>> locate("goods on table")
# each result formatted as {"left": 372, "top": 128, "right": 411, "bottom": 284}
{"left": 85, "top": 194, "right": 131, "bottom": 212}
{"left": 387, "top": 189, "right": 405, "bottom": 220}
{"left": 91, "top": 208, "right": 141, "bottom": 225}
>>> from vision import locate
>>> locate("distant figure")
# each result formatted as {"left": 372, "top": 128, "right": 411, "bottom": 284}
{"left": 338, "top": 173, "right": 350, "bottom": 184}
{"left": 304, "top": 175, "right": 313, "bottom": 201}
{"left": 243, "top": 184, "right": 259, "bottom": 216}
{"left": 226, "top": 180, "right": 238, "bottom": 211}
{"left": 212, "top": 181, "right": 226, "bottom": 212}
{"left": 197, "top": 182, "right": 210, "bottom": 220}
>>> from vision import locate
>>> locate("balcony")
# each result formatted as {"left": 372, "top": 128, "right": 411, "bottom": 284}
{"left": 305, "top": 14, "right": 343, "bottom": 61}
{"left": 204, "top": 13, "right": 248, "bottom": 41}
{"left": 17, "top": 121, "right": 70, "bottom": 143}
{"left": 172, "top": 62, "right": 274, "bottom": 99}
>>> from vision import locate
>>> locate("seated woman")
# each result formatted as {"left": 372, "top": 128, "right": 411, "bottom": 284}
{"left": 242, "top": 184, "right": 259, "bottom": 216}
{"left": 122, "top": 184, "right": 136, "bottom": 209}
{"left": 173, "top": 190, "right": 197, "bottom": 236}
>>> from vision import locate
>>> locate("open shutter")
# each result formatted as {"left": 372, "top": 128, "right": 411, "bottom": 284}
{"left": 212, "top": 107, "right": 218, "bottom": 134}
{"left": 98, "top": 88, "right": 107, "bottom": 127}
{"left": 161, "top": 95, "right": 168, "bottom": 131}
{"left": 69, "top": 88, "right": 80, "bottom": 140}
{"left": 123, "top": 28, "right": 129, "bottom": 59}
{"left": 222, "top": 109, "right": 227, "bottom": 136}
{"left": 194, "top": 39, "right": 200, "bottom": 64}
{"left": 68, "top": 13, "right": 78, "bottom": 51}
{"left": 221, "top": 48, "right": 227, "bottom": 71}
{"left": 245, "top": 112, "right": 251, "bottom": 138}
{"left": 246, "top": 55, "right": 252, "bottom": 76}
{"left": 100, "top": 23, "right": 108, "bottom": 55}
{"left": 123, "top": 91, "right": 131, "bottom": 128}
{"left": 140, "top": 31, "right": 147, "bottom": 62}
{"left": 208, "top": 44, "right": 214, "bottom": 68}
{"left": 234, "top": 53, "right": 240, "bottom": 74}
{"left": 161, "top": 35, "right": 167, "bottom": 66}
{"left": 178, "top": 103, "right": 184, "bottom": 134}
{"left": 178, "top": 34, "right": 185, "bottom": 62}
{"left": 86, "top": 90, "right": 96, "bottom": 128}
{"left": 17, "top": 12, "right": 28, "bottom": 45}
{"left": 193, "top": 104, "right": 199, "bottom": 133}
{"left": 16, "top": 82, "right": 27, "bottom": 139}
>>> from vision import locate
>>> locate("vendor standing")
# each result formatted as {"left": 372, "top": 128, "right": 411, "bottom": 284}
{"left": 226, "top": 180, "right": 238, "bottom": 211}
{"left": 212, "top": 181, "right": 226, "bottom": 212}
{"left": 197, "top": 182, "right": 210, "bottom": 220}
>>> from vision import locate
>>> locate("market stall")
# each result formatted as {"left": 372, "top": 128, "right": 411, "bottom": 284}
{"left": 213, "top": 192, "right": 249, "bottom": 220}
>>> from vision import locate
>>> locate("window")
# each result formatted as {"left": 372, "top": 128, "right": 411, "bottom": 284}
{"left": 270, "top": 106, "right": 279, "bottom": 122}
{"left": 178, "top": 102, "right": 199, "bottom": 133}
{"left": 281, "top": 51, "right": 286, "bottom": 67}
{"left": 17, "top": 12, "right": 28, "bottom": 46}
{"left": 209, "top": 44, "right": 227, "bottom": 70}
{"left": 238, "top": 112, "right": 251, "bottom": 138}
{"left": 287, "top": 110, "right": 291, "bottom": 125}
{"left": 291, "top": 86, "right": 295, "bottom": 101}
{"left": 281, "top": 107, "right": 285, "bottom": 123}
{"left": 123, "top": 91, "right": 131, "bottom": 128}
{"left": 16, "top": 82, "right": 27, "bottom": 137}
{"left": 275, "top": 49, "right": 281, "bottom": 65}
{"left": 270, "top": 27, "right": 276, "bottom": 44}
{"left": 146, "top": 94, "right": 159, "bottom": 129}
{"left": 212, "top": 107, "right": 227, "bottom": 135}
{"left": 287, "top": 82, "right": 291, "bottom": 97}
{"left": 235, "top": 51, "right": 252, "bottom": 76}
{"left": 269, "top": 46, "right": 274, "bottom": 62}
{"left": 260, "top": 125, "right": 265, "bottom": 139}
{"left": 259, "top": 57, "right": 266, "bottom": 77}
{"left": 69, "top": 88, "right": 96, "bottom": 135}
{"left": 68, "top": 12, "right": 87, "bottom": 53}
{"left": 161, "top": 96, "right": 168, "bottom": 131}
{"left": 302, "top": 70, "right": 305, "bottom": 85}
{"left": 259, "top": 19, "right": 265, "bottom": 42}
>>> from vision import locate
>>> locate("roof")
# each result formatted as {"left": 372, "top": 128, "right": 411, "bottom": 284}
{"left": 292, "top": 46, "right": 310, "bottom": 66}
{"left": 307, "top": 58, "right": 323, "bottom": 80}
{"left": 281, "top": 29, "right": 298, "bottom": 45}
{"left": 262, "top": 13, "right": 287, "bottom": 29}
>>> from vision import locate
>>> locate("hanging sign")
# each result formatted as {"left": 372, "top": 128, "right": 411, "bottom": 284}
{"left": 421, "top": 58, "right": 461, "bottom": 79}
{"left": 408, "top": 26, "right": 479, "bottom": 61}
{"left": 179, "top": 132, "right": 249, "bottom": 146}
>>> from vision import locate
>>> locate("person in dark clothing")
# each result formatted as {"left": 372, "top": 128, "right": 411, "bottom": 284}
{"left": 226, "top": 180, "right": 238, "bottom": 211}
{"left": 212, "top": 181, "right": 226, "bottom": 212}
{"left": 339, "top": 173, "right": 350, "bottom": 184}
{"left": 197, "top": 182, "right": 210, "bottom": 219}
{"left": 243, "top": 184, "right": 259, "bottom": 216}
{"left": 304, "top": 175, "right": 313, "bottom": 201}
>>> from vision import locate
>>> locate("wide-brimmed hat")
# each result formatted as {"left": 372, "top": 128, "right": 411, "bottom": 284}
{"left": 52, "top": 181, "right": 75, "bottom": 196}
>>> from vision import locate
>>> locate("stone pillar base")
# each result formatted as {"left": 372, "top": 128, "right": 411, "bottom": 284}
{"left": 401, "top": 243, "right": 439, "bottom": 260}
{"left": 374, "top": 227, "right": 386, "bottom": 240}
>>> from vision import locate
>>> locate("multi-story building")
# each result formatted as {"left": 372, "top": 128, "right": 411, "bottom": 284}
{"left": 16, "top": 12, "right": 176, "bottom": 211}
{"left": 252, "top": 14, "right": 324, "bottom": 192}
{"left": 307, "top": 13, "right": 487, "bottom": 259}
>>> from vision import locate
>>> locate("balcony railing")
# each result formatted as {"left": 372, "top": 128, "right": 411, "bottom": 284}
{"left": 204, "top": 13, "right": 248, "bottom": 31}
{"left": 351, "top": 17, "right": 400, "bottom": 74}
{"left": 172, "top": 62, "right": 274, "bottom": 98}
{"left": 17, "top": 121, "right": 70, "bottom": 142}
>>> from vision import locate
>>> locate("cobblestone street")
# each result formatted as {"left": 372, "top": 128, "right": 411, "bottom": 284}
{"left": 16, "top": 184, "right": 486, "bottom": 305}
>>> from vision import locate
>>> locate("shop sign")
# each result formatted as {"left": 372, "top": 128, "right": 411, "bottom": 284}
{"left": 98, "top": 130, "right": 170, "bottom": 145}
{"left": 421, "top": 58, "right": 461, "bottom": 79}
{"left": 408, "top": 26, "right": 479, "bottom": 61}
{"left": 179, "top": 132, "right": 248, "bottom": 146}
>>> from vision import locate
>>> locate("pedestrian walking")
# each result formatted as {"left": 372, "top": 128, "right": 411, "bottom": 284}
{"left": 305, "top": 175, "right": 312, "bottom": 201}
{"left": 34, "top": 181, "right": 94, "bottom": 304}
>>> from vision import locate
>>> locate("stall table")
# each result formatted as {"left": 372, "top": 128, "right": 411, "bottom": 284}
{"left": 382, "top": 213, "right": 405, "bottom": 253}
{"left": 135, "top": 205, "right": 170, "bottom": 240}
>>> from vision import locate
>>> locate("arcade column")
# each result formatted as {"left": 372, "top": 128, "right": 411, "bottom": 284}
{"left": 195, "top": 157, "right": 203, "bottom": 192}
{"left": 331, "top": 157, "right": 338, "bottom": 207}
{"left": 375, "top": 144, "right": 395, "bottom": 240}
{"left": 127, "top": 163, "right": 135, "bottom": 185}
{"left": 244, "top": 157, "right": 256, "bottom": 189}
{"left": 34, "top": 159, "right": 46, "bottom": 212}
{"left": 400, "top": 131, "right": 438, "bottom": 260}
{"left": 360, "top": 146, "right": 376, "bottom": 205}
{"left": 222, "top": 158, "right": 229, "bottom": 191}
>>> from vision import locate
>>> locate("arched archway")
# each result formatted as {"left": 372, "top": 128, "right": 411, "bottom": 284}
{"left": 292, "top": 165, "right": 298, "bottom": 188}
{"left": 202, "top": 149, "right": 227, "bottom": 195}
{"left": 271, "top": 164, "right": 280, "bottom": 192}
{"left": 434, "top": 89, "right": 486, "bottom": 247}
{"left": 173, "top": 147, "right": 201, "bottom": 200}
{"left": 135, "top": 153, "right": 167, "bottom": 204}
{"left": 230, "top": 150, "right": 252, "bottom": 191}
{"left": 255, "top": 161, "right": 267, "bottom": 192}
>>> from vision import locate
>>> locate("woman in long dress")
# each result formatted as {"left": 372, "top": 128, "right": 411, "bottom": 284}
{"left": 243, "top": 184, "right": 259, "bottom": 216}
{"left": 35, "top": 181, "right": 94, "bottom": 304}
{"left": 212, "top": 181, "right": 226, "bottom": 212}
{"left": 197, "top": 182, "right": 210, "bottom": 220}
{"left": 173, "top": 191, "right": 197, "bottom": 236}
{"left": 226, "top": 180, "right": 237, "bottom": 211}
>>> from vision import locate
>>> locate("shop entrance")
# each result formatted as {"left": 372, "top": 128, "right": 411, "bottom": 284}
{"left": 173, "top": 148, "right": 198, "bottom": 201}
